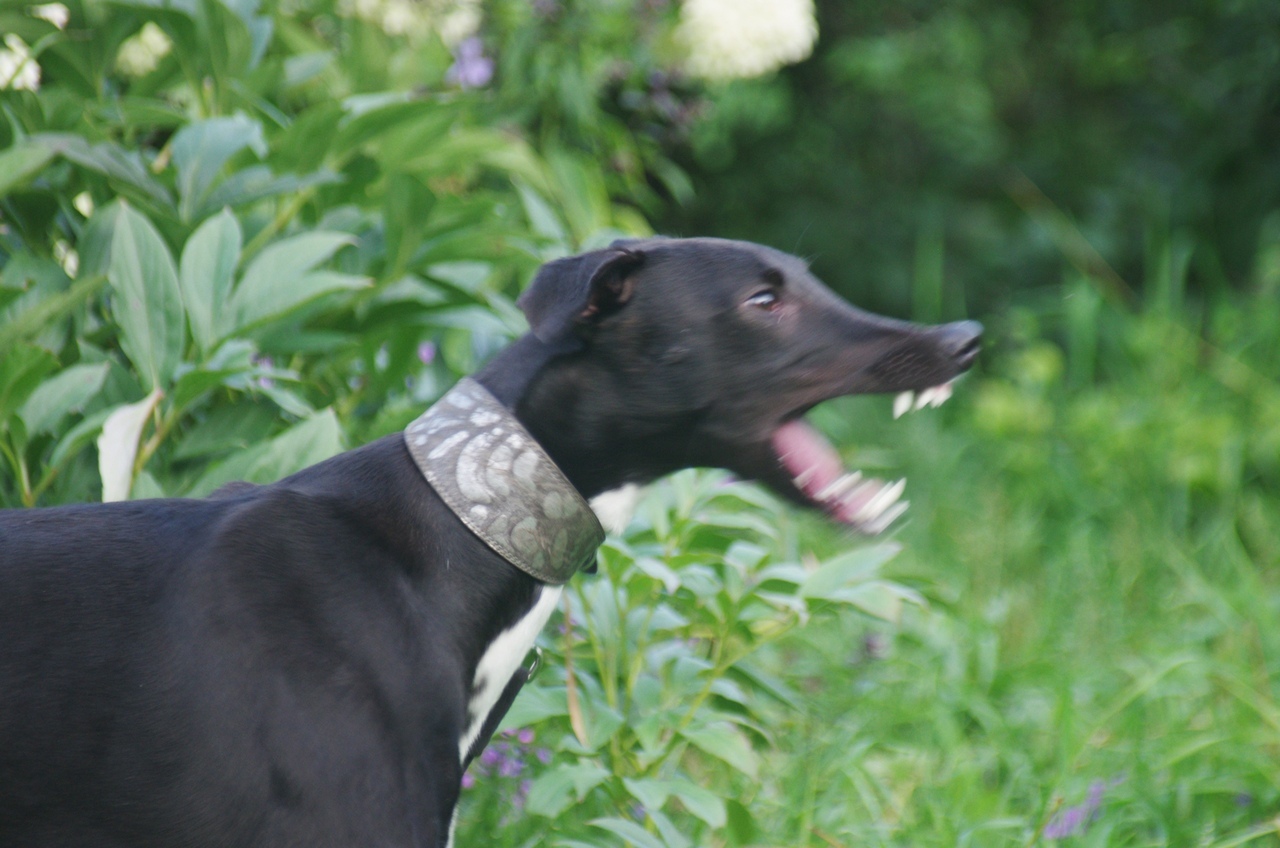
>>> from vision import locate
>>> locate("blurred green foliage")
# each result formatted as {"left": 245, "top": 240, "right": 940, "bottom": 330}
{"left": 671, "top": 0, "right": 1280, "bottom": 319}
{"left": 2, "top": 0, "right": 1279, "bottom": 845}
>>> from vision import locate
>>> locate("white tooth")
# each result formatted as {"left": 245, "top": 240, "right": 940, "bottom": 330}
{"left": 816, "top": 471, "right": 863, "bottom": 501}
{"left": 914, "top": 387, "right": 936, "bottom": 411}
{"left": 929, "top": 382, "right": 953, "bottom": 408}
{"left": 893, "top": 391, "right": 914, "bottom": 419}
{"left": 857, "top": 478, "right": 906, "bottom": 521}
{"left": 862, "top": 500, "right": 909, "bottom": 535}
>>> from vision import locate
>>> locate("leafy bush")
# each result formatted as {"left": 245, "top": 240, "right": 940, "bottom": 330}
{"left": 0, "top": 0, "right": 663, "bottom": 508}
{"left": 455, "top": 472, "right": 919, "bottom": 846}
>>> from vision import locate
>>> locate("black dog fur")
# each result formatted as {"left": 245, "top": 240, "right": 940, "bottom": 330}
{"left": 0, "top": 237, "right": 980, "bottom": 847}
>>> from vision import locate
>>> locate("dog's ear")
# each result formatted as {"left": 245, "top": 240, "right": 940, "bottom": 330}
{"left": 517, "top": 247, "right": 646, "bottom": 345}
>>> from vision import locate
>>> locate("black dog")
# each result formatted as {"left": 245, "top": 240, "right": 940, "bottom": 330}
{"left": 0, "top": 237, "right": 980, "bottom": 847}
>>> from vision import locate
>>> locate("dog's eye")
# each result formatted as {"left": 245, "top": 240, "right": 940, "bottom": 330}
{"left": 746, "top": 290, "right": 780, "bottom": 310}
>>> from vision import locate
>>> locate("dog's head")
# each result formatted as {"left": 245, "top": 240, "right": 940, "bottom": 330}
{"left": 513, "top": 237, "right": 981, "bottom": 534}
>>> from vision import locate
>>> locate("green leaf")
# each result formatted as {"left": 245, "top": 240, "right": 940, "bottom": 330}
{"left": 831, "top": 579, "right": 926, "bottom": 624}
{"left": 107, "top": 202, "right": 186, "bottom": 390}
{"left": 169, "top": 339, "right": 257, "bottom": 412}
{"left": 179, "top": 209, "right": 242, "bottom": 354}
{"left": 228, "top": 232, "right": 365, "bottom": 334}
{"left": 498, "top": 683, "right": 568, "bottom": 730}
{"left": 201, "top": 166, "right": 341, "bottom": 218}
{"left": 187, "top": 409, "right": 344, "bottom": 496}
{"left": 0, "top": 143, "right": 55, "bottom": 197}
{"left": 171, "top": 115, "right": 267, "bottom": 221}
{"left": 383, "top": 174, "right": 436, "bottom": 276}
{"left": 18, "top": 363, "right": 110, "bottom": 435}
{"left": 47, "top": 406, "right": 113, "bottom": 471}
{"left": 724, "top": 799, "right": 758, "bottom": 846}
{"left": 588, "top": 817, "right": 668, "bottom": 848}
{"left": 0, "top": 345, "right": 59, "bottom": 422}
{"left": 679, "top": 721, "right": 760, "bottom": 779}
{"left": 666, "top": 780, "right": 726, "bottom": 829}
{"left": 798, "top": 542, "right": 901, "bottom": 601}
{"left": 524, "top": 763, "right": 610, "bottom": 818}
{"left": 35, "top": 134, "right": 172, "bottom": 207}
{"left": 0, "top": 251, "right": 111, "bottom": 355}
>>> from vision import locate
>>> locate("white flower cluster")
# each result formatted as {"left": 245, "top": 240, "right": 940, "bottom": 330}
{"left": 337, "top": 0, "right": 480, "bottom": 46}
{"left": 0, "top": 35, "right": 40, "bottom": 91}
{"left": 677, "top": 0, "right": 818, "bottom": 81}
{"left": 30, "top": 3, "right": 70, "bottom": 29}
{"left": 0, "top": 5, "right": 72, "bottom": 91}
{"left": 116, "top": 22, "right": 173, "bottom": 78}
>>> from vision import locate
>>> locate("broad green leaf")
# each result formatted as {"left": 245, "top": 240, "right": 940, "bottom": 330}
{"left": 227, "top": 232, "right": 364, "bottom": 334}
{"left": 97, "top": 388, "right": 163, "bottom": 502}
{"left": 0, "top": 143, "right": 55, "bottom": 197}
{"left": 35, "top": 134, "right": 172, "bottom": 207}
{"left": 724, "top": 799, "right": 758, "bottom": 846}
{"left": 107, "top": 202, "right": 186, "bottom": 390}
{"left": 0, "top": 345, "right": 59, "bottom": 421}
{"left": 798, "top": 542, "right": 901, "bottom": 601}
{"left": 622, "top": 778, "right": 674, "bottom": 811}
{"left": 130, "top": 470, "right": 165, "bottom": 500}
{"left": 169, "top": 339, "right": 257, "bottom": 412}
{"left": 498, "top": 684, "right": 568, "bottom": 730}
{"left": 0, "top": 255, "right": 85, "bottom": 354}
{"left": 383, "top": 174, "right": 436, "bottom": 276}
{"left": 828, "top": 579, "right": 926, "bottom": 624}
{"left": 187, "top": 409, "right": 344, "bottom": 496}
{"left": 647, "top": 809, "right": 691, "bottom": 848}
{"left": 588, "top": 817, "right": 668, "bottom": 848}
{"left": 171, "top": 115, "right": 267, "bottom": 221}
{"left": 77, "top": 201, "right": 125, "bottom": 280}
{"left": 524, "top": 764, "right": 610, "bottom": 819}
{"left": 680, "top": 721, "right": 759, "bottom": 779}
{"left": 666, "top": 780, "right": 726, "bottom": 829}
{"left": 18, "top": 362, "right": 110, "bottom": 435}
{"left": 201, "top": 166, "right": 341, "bottom": 219}
{"left": 48, "top": 406, "right": 113, "bottom": 471}
{"left": 179, "top": 209, "right": 242, "bottom": 354}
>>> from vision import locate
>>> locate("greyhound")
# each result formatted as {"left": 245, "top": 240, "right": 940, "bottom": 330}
{"left": 0, "top": 237, "right": 980, "bottom": 847}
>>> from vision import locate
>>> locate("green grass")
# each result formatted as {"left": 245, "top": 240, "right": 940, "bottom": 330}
{"left": 748, "top": 297, "right": 1280, "bottom": 846}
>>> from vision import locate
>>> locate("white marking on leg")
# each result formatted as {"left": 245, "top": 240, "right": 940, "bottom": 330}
{"left": 458, "top": 584, "right": 563, "bottom": 762}
{"left": 445, "top": 805, "right": 459, "bottom": 848}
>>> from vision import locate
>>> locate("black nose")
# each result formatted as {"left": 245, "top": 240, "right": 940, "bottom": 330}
{"left": 938, "top": 320, "right": 983, "bottom": 370}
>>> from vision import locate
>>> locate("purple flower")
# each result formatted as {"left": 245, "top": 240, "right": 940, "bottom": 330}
{"left": 517, "top": 728, "right": 535, "bottom": 745}
{"left": 497, "top": 757, "right": 523, "bottom": 778}
{"left": 1043, "top": 780, "right": 1107, "bottom": 839}
{"left": 417, "top": 341, "right": 436, "bottom": 365}
{"left": 252, "top": 355, "right": 275, "bottom": 389}
{"left": 535, "top": 747, "right": 552, "bottom": 764}
{"left": 479, "top": 746, "right": 502, "bottom": 767}
{"left": 446, "top": 37, "right": 493, "bottom": 89}
{"left": 461, "top": 772, "right": 475, "bottom": 789}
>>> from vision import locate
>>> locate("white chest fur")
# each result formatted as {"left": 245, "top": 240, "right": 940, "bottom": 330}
{"left": 458, "top": 584, "right": 563, "bottom": 762}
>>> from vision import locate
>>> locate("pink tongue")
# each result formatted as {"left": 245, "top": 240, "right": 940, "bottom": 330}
{"left": 771, "top": 420, "right": 844, "bottom": 499}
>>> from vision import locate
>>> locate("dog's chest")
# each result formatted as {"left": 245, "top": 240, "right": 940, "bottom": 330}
{"left": 457, "top": 584, "right": 562, "bottom": 761}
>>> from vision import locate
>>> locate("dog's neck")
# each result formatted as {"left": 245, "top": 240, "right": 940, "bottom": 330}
{"left": 474, "top": 334, "right": 692, "bottom": 501}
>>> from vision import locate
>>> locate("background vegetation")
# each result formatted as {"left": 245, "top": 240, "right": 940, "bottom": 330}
{"left": 1, "top": 0, "right": 1277, "bottom": 845}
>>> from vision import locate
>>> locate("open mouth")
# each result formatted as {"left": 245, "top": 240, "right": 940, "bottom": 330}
{"left": 770, "top": 379, "right": 958, "bottom": 535}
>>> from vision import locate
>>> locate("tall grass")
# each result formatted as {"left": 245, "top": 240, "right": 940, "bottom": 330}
{"left": 747, "top": 252, "right": 1280, "bottom": 845}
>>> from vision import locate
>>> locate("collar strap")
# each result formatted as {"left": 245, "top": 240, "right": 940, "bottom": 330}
{"left": 404, "top": 378, "right": 604, "bottom": 584}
